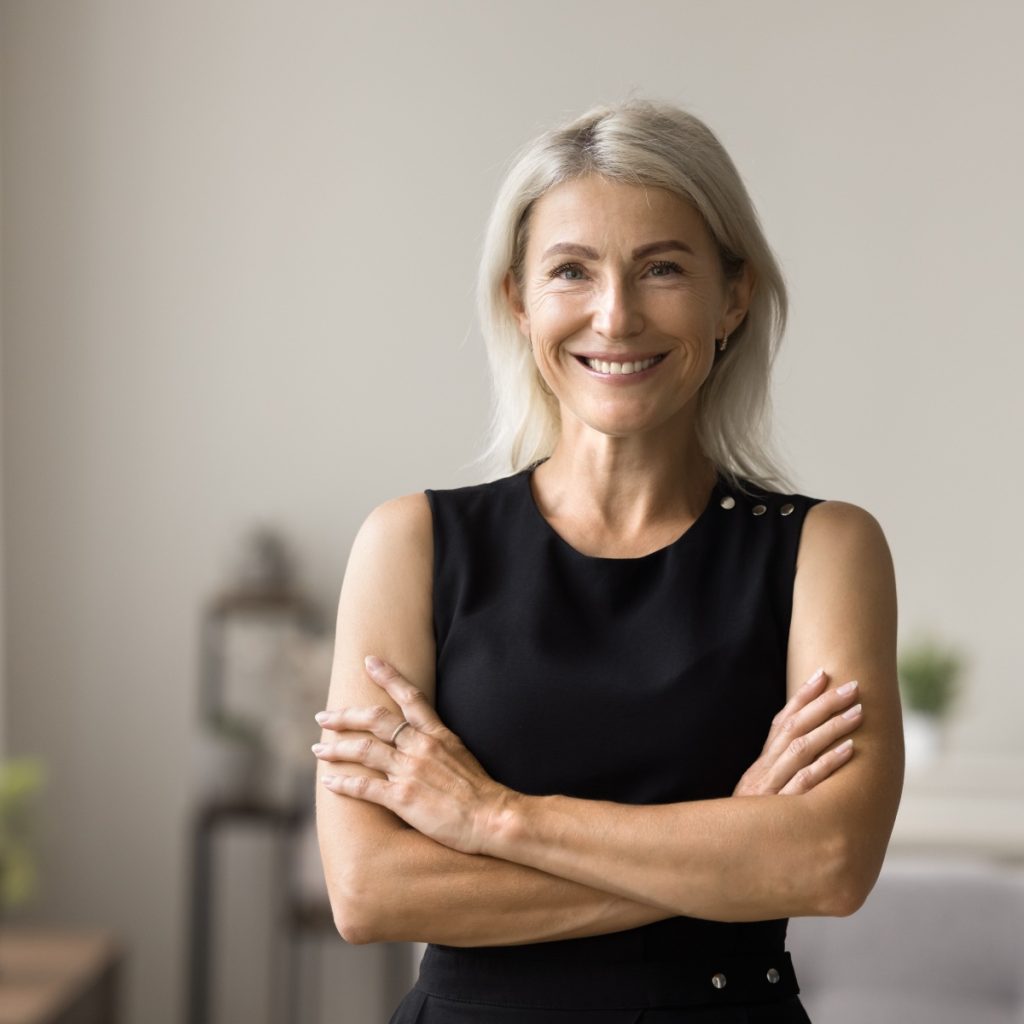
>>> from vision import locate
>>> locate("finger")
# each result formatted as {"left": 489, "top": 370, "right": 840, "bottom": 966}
{"left": 315, "top": 704, "right": 404, "bottom": 743}
{"left": 769, "top": 668, "right": 829, "bottom": 731}
{"left": 767, "top": 702, "right": 863, "bottom": 790}
{"left": 320, "top": 771, "right": 393, "bottom": 809}
{"left": 765, "top": 678, "right": 859, "bottom": 757}
{"left": 779, "top": 738, "right": 854, "bottom": 796}
{"left": 816, "top": 679, "right": 860, "bottom": 715}
{"left": 364, "top": 656, "right": 443, "bottom": 733}
{"left": 313, "top": 735, "right": 400, "bottom": 774}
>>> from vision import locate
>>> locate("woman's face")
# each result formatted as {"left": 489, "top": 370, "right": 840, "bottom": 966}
{"left": 504, "top": 174, "right": 752, "bottom": 440}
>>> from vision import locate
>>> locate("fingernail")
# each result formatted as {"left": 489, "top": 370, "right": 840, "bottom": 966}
{"left": 321, "top": 775, "right": 336, "bottom": 786}
{"left": 365, "top": 655, "right": 385, "bottom": 673}
{"left": 315, "top": 712, "right": 330, "bottom": 725}
{"left": 804, "top": 667, "right": 826, "bottom": 687}
{"left": 842, "top": 703, "right": 862, "bottom": 719}
{"left": 311, "top": 743, "right": 325, "bottom": 754}
{"left": 836, "top": 739, "right": 853, "bottom": 753}
{"left": 837, "top": 680, "right": 858, "bottom": 695}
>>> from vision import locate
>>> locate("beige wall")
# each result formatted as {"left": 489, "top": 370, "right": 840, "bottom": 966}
{"left": 2, "top": 2, "right": 1022, "bottom": 1023}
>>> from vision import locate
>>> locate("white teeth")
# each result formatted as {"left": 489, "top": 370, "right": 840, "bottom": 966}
{"left": 583, "top": 354, "right": 663, "bottom": 375}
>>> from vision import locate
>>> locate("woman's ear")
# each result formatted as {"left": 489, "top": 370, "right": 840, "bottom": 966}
{"left": 502, "top": 272, "right": 531, "bottom": 339}
{"left": 720, "top": 262, "right": 755, "bottom": 338}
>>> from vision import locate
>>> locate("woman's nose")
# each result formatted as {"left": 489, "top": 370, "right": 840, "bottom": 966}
{"left": 592, "top": 278, "right": 644, "bottom": 339}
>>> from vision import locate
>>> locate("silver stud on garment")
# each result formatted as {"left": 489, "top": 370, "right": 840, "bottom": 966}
{"left": 780, "top": 503, "right": 795, "bottom": 516}
{"left": 767, "top": 967, "right": 780, "bottom": 984}
{"left": 720, "top": 495, "right": 736, "bottom": 510}
{"left": 711, "top": 972, "right": 727, "bottom": 989}
{"left": 752, "top": 504, "right": 767, "bottom": 516}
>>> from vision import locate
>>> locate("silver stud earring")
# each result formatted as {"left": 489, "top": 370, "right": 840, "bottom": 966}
{"left": 717, "top": 332, "right": 729, "bottom": 353}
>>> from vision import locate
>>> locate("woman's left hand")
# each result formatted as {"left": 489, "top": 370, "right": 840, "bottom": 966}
{"left": 312, "top": 656, "right": 515, "bottom": 855}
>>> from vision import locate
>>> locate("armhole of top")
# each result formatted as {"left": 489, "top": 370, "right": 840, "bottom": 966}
{"left": 423, "top": 489, "right": 444, "bottom": 660}
{"left": 779, "top": 495, "right": 827, "bottom": 657}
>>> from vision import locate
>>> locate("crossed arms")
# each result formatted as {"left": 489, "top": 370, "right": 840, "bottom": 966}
{"left": 314, "top": 492, "right": 903, "bottom": 945}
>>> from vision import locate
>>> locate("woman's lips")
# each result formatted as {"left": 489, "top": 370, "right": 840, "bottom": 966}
{"left": 574, "top": 352, "right": 668, "bottom": 381}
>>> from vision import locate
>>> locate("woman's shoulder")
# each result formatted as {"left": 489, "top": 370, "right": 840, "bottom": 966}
{"left": 796, "top": 495, "right": 892, "bottom": 586}
{"left": 728, "top": 473, "right": 880, "bottom": 523}
{"left": 803, "top": 497, "right": 889, "bottom": 551}
{"left": 359, "top": 471, "right": 521, "bottom": 543}
{"left": 353, "top": 491, "right": 433, "bottom": 561}
{"left": 724, "top": 472, "right": 890, "bottom": 561}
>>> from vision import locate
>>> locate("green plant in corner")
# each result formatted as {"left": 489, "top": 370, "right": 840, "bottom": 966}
{"left": 0, "top": 757, "right": 46, "bottom": 911}
{"left": 898, "top": 635, "right": 965, "bottom": 718}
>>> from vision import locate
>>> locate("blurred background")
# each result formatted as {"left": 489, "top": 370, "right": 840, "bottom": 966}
{"left": 1, "top": 1, "right": 1023, "bottom": 1022}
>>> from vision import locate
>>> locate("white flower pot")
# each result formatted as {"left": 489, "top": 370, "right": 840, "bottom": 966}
{"left": 903, "top": 710, "right": 943, "bottom": 773}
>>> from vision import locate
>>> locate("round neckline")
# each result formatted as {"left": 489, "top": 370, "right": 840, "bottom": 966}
{"left": 520, "top": 460, "right": 725, "bottom": 563}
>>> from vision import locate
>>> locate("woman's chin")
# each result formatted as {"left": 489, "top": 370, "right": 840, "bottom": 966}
{"left": 566, "top": 406, "right": 673, "bottom": 440}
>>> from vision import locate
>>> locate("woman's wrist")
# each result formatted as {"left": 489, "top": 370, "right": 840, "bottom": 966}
{"left": 479, "top": 786, "right": 530, "bottom": 859}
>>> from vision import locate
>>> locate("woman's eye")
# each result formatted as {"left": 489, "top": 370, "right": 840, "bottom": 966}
{"left": 648, "top": 260, "right": 683, "bottom": 277}
{"left": 549, "top": 262, "right": 586, "bottom": 280}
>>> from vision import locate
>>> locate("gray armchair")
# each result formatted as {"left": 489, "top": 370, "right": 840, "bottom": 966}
{"left": 787, "top": 856, "right": 1024, "bottom": 1024}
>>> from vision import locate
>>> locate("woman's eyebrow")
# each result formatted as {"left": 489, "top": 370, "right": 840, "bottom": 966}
{"left": 632, "top": 239, "right": 695, "bottom": 259}
{"left": 540, "top": 239, "right": 696, "bottom": 261}
{"left": 540, "top": 242, "right": 600, "bottom": 261}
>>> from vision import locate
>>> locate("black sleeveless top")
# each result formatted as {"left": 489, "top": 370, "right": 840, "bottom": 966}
{"left": 423, "top": 458, "right": 825, "bottom": 963}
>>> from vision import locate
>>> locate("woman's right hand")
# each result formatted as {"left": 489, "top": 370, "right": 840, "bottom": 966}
{"left": 733, "top": 668, "right": 862, "bottom": 797}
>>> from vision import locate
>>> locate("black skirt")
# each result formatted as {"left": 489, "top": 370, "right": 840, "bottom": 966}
{"left": 387, "top": 944, "right": 813, "bottom": 1023}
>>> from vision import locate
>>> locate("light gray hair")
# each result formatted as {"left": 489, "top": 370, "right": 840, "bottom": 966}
{"left": 469, "top": 98, "right": 796, "bottom": 496}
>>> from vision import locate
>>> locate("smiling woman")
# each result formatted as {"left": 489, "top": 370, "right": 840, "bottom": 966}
{"left": 313, "top": 98, "right": 902, "bottom": 1023}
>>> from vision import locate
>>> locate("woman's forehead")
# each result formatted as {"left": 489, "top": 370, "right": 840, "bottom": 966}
{"left": 527, "top": 176, "right": 707, "bottom": 253}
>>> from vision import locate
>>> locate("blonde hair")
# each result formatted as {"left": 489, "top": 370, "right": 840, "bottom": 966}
{"left": 469, "top": 98, "right": 796, "bottom": 496}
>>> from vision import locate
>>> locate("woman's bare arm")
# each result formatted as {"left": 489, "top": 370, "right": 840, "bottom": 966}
{"left": 315, "top": 493, "right": 675, "bottom": 945}
{"left": 474, "top": 501, "right": 903, "bottom": 920}
{"left": 316, "top": 494, "right": 875, "bottom": 943}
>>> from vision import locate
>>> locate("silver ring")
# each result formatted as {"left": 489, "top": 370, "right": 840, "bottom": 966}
{"left": 389, "top": 720, "right": 412, "bottom": 745}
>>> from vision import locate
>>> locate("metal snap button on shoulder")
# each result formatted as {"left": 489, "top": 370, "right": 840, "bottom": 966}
{"left": 711, "top": 972, "right": 727, "bottom": 989}
{"left": 752, "top": 503, "right": 767, "bottom": 516}
{"left": 720, "top": 495, "right": 736, "bottom": 510}
{"left": 780, "top": 503, "right": 795, "bottom": 516}
{"left": 767, "top": 967, "right": 780, "bottom": 983}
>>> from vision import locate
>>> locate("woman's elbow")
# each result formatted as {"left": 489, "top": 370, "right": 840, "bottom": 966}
{"left": 820, "top": 830, "right": 883, "bottom": 918}
{"left": 333, "top": 908, "right": 375, "bottom": 946}
{"left": 824, "top": 873, "right": 867, "bottom": 918}
{"left": 321, "top": 840, "right": 392, "bottom": 944}
{"left": 329, "top": 868, "right": 386, "bottom": 945}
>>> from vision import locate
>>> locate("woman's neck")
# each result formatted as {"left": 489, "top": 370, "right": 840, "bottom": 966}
{"left": 531, "top": 431, "right": 717, "bottom": 538}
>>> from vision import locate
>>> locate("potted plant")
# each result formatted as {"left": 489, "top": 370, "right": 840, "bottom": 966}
{"left": 898, "top": 634, "right": 965, "bottom": 772}
{"left": 0, "top": 757, "right": 46, "bottom": 940}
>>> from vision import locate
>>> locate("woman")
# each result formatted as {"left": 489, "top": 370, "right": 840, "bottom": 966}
{"left": 312, "top": 98, "right": 903, "bottom": 1023}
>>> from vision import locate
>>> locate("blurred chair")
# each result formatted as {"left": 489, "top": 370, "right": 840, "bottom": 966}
{"left": 787, "top": 855, "right": 1024, "bottom": 1024}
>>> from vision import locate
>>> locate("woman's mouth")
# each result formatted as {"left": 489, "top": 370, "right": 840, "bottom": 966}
{"left": 574, "top": 352, "right": 668, "bottom": 377}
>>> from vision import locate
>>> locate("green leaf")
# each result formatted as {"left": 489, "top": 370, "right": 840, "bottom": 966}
{"left": 898, "top": 635, "right": 966, "bottom": 716}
